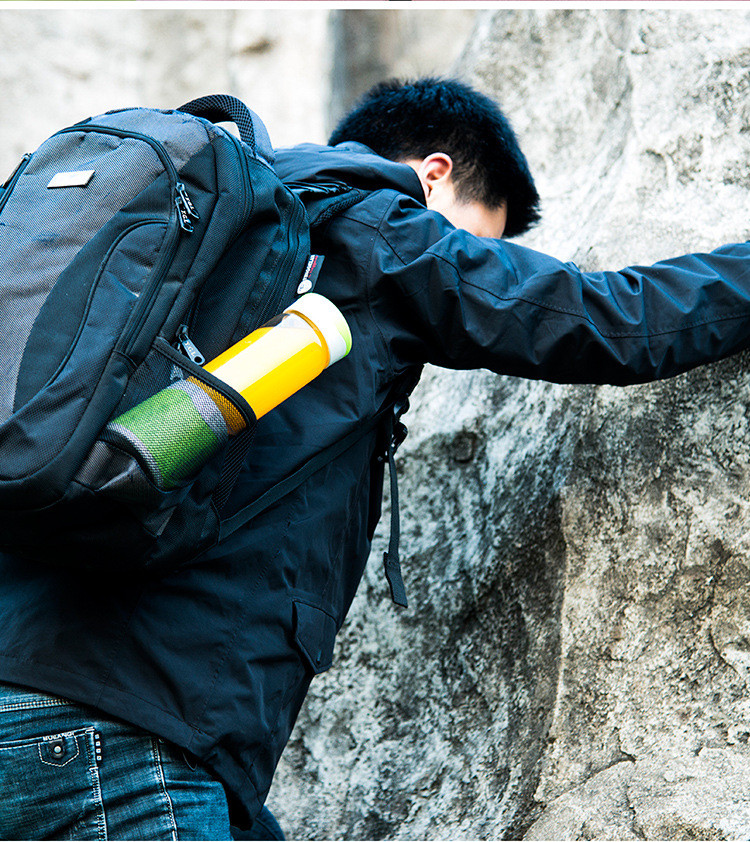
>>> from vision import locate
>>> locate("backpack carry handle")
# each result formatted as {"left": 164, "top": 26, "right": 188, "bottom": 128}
{"left": 177, "top": 94, "right": 274, "bottom": 163}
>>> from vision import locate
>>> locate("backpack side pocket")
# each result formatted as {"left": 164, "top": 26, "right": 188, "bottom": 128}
{"left": 68, "top": 337, "right": 256, "bottom": 573}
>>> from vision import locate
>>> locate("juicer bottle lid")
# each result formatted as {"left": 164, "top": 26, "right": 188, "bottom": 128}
{"left": 285, "top": 293, "right": 353, "bottom": 367}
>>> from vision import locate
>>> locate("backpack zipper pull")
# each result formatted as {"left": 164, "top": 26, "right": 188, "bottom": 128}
{"left": 176, "top": 182, "right": 200, "bottom": 219}
{"left": 176, "top": 325, "right": 206, "bottom": 365}
{"left": 175, "top": 182, "right": 199, "bottom": 232}
{"left": 2, "top": 152, "right": 32, "bottom": 189}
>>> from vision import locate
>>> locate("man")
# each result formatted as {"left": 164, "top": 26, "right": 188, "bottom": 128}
{"left": 2, "top": 76, "right": 750, "bottom": 840}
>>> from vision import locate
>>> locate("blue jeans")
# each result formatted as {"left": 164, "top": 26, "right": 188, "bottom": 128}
{"left": 0, "top": 681, "right": 280, "bottom": 840}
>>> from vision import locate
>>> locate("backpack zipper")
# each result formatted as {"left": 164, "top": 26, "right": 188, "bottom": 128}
{"left": 0, "top": 153, "right": 32, "bottom": 214}
{"left": 30, "top": 218, "right": 167, "bottom": 401}
{"left": 179, "top": 129, "right": 255, "bottom": 340}
{"left": 225, "top": 131, "right": 252, "bottom": 226}
{"left": 175, "top": 181, "right": 200, "bottom": 232}
{"left": 156, "top": 335, "right": 255, "bottom": 429}
{"left": 254, "top": 190, "right": 307, "bottom": 327}
{"left": 57, "top": 124, "right": 181, "bottom": 186}
{"left": 119, "top": 213, "right": 182, "bottom": 357}
{"left": 2, "top": 125, "right": 194, "bottom": 365}
{"left": 53, "top": 125, "right": 198, "bottom": 358}
{"left": 55, "top": 125, "right": 198, "bottom": 231}
{"left": 182, "top": 185, "right": 306, "bottom": 344}
{"left": 175, "top": 324, "right": 206, "bottom": 365}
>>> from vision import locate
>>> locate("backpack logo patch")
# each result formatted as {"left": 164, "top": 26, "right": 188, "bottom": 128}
{"left": 47, "top": 169, "right": 95, "bottom": 189}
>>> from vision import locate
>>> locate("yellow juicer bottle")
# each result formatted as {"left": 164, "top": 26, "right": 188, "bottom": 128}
{"left": 202, "top": 292, "right": 353, "bottom": 420}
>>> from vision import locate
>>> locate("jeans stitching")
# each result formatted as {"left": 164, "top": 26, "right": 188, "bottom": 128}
{"left": 151, "top": 738, "right": 178, "bottom": 841}
{"left": 37, "top": 735, "right": 80, "bottom": 767}
{"left": 0, "top": 728, "right": 85, "bottom": 751}
{"left": 0, "top": 698, "right": 71, "bottom": 713}
{"left": 86, "top": 731, "right": 108, "bottom": 841}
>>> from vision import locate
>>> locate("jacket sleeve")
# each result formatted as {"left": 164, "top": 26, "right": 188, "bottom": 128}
{"left": 375, "top": 196, "right": 750, "bottom": 386}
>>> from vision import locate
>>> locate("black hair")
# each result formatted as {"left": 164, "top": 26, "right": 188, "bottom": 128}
{"left": 328, "top": 77, "right": 541, "bottom": 237}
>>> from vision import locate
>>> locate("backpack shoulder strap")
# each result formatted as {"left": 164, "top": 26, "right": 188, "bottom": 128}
{"left": 220, "top": 368, "right": 421, "bottom": 607}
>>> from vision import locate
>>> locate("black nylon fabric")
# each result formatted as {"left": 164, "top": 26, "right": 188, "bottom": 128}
{"left": 3, "top": 141, "right": 750, "bottom": 828}
{"left": 178, "top": 95, "right": 259, "bottom": 153}
{"left": 0, "top": 131, "right": 168, "bottom": 425}
{"left": 0, "top": 105, "right": 309, "bottom": 574}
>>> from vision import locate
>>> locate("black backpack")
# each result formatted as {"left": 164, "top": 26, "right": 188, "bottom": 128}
{"left": 0, "top": 95, "right": 366, "bottom": 575}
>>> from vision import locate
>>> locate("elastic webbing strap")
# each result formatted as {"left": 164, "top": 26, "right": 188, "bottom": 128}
{"left": 213, "top": 425, "right": 257, "bottom": 513}
{"left": 307, "top": 190, "right": 368, "bottom": 230}
{"left": 382, "top": 415, "right": 407, "bottom": 608}
{"left": 219, "top": 408, "right": 388, "bottom": 542}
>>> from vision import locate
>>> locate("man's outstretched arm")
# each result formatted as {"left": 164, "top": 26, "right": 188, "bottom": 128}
{"left": 377, "top": 198, "right": 750, "bottom": 385}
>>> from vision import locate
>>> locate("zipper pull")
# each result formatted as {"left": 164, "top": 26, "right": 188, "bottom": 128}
{"left": 176, "top": 182, "right": 199, "bottom": 218}
{"left": 176, "top": 325, "right": 206, "bottom": 365}
{"left": 2, "top": 152, "right": 32, "bottom": 189}
{"left": 175, "top": 196, "right": 194, "bottom": 233}
{"left": 177, "top": 181, "right": 199, "bottom": 217}
{"left": 174, "top": 183, "right": 199, "bottom": 233}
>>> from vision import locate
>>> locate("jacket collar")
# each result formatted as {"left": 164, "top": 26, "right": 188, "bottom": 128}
{"left": 273, "top": 142, "right": 426, "bottom": 206}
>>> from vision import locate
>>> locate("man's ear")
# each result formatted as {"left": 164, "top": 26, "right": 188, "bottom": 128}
{"left": 416, "top": 153, "right": 454, "bottom": 200}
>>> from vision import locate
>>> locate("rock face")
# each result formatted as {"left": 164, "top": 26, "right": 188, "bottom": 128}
{"left": 269, "top": 9, "right": 750, "bottom": 840}
{"left": 0, "top": 9, "right": 333, "bottom": 177}
{"left": 328, "top": 9, "right": 477, "bottom": 127}
{"left": 0, "top": 8, "right": 475, "bottom": 179}
{"left": 5, "top": 8, "right": 750, "bottom": 839}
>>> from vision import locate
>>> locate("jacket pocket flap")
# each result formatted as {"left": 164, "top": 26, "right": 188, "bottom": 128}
{"left": 293, "top": 600, "right": 337, "bottom": 675}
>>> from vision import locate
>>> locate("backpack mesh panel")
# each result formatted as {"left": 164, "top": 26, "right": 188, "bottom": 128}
{"left": 0, "top": 132, "right": 165, "bottom": 423}
{"left": 104, "top": 344, "right": 246, "bottom": 492}
{"left": 91, "top": 108, "right": 218, "bottom": 172}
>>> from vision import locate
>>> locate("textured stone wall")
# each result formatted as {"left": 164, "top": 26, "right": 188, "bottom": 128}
{"left": 7, "top": 7, "right": 750, "bottom": 840}
{"left": 1, "top": 11, "right": 147, "bottom": 175}
{"left": 269, "top": 9, "right": 750, "bottom": 840}
{"left": 328, "top": 8, "right": 478, "bottom": 127}
{"left": 0, "top": 9, "right": 332, "bottom": 178}
{"left": 0, "top": 8, "right": 475, "bottom": 179}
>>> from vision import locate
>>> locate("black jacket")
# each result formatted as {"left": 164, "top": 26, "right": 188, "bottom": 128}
{"left": 2, "top": 142, "right": 750, "bottom": 826}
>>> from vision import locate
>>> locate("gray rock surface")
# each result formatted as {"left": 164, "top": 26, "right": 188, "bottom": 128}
{"left": 269, "top": 9, "right": 750, "bottom": 840}
{"left": 4, "top": 7, "right": 750, "bottom": 839}
{"left": 329, "top": 9, "right": 477, "bottom": 128}
{"left": 0, "top": 9, "right": 333, "bottom": 177}
{"left": 0, "top": 8, "right": 475, "bottom": 179}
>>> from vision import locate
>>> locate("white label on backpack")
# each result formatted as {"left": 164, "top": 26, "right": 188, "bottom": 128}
{"left": 47, "top": 170, "right": 95, "bottom": 189}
